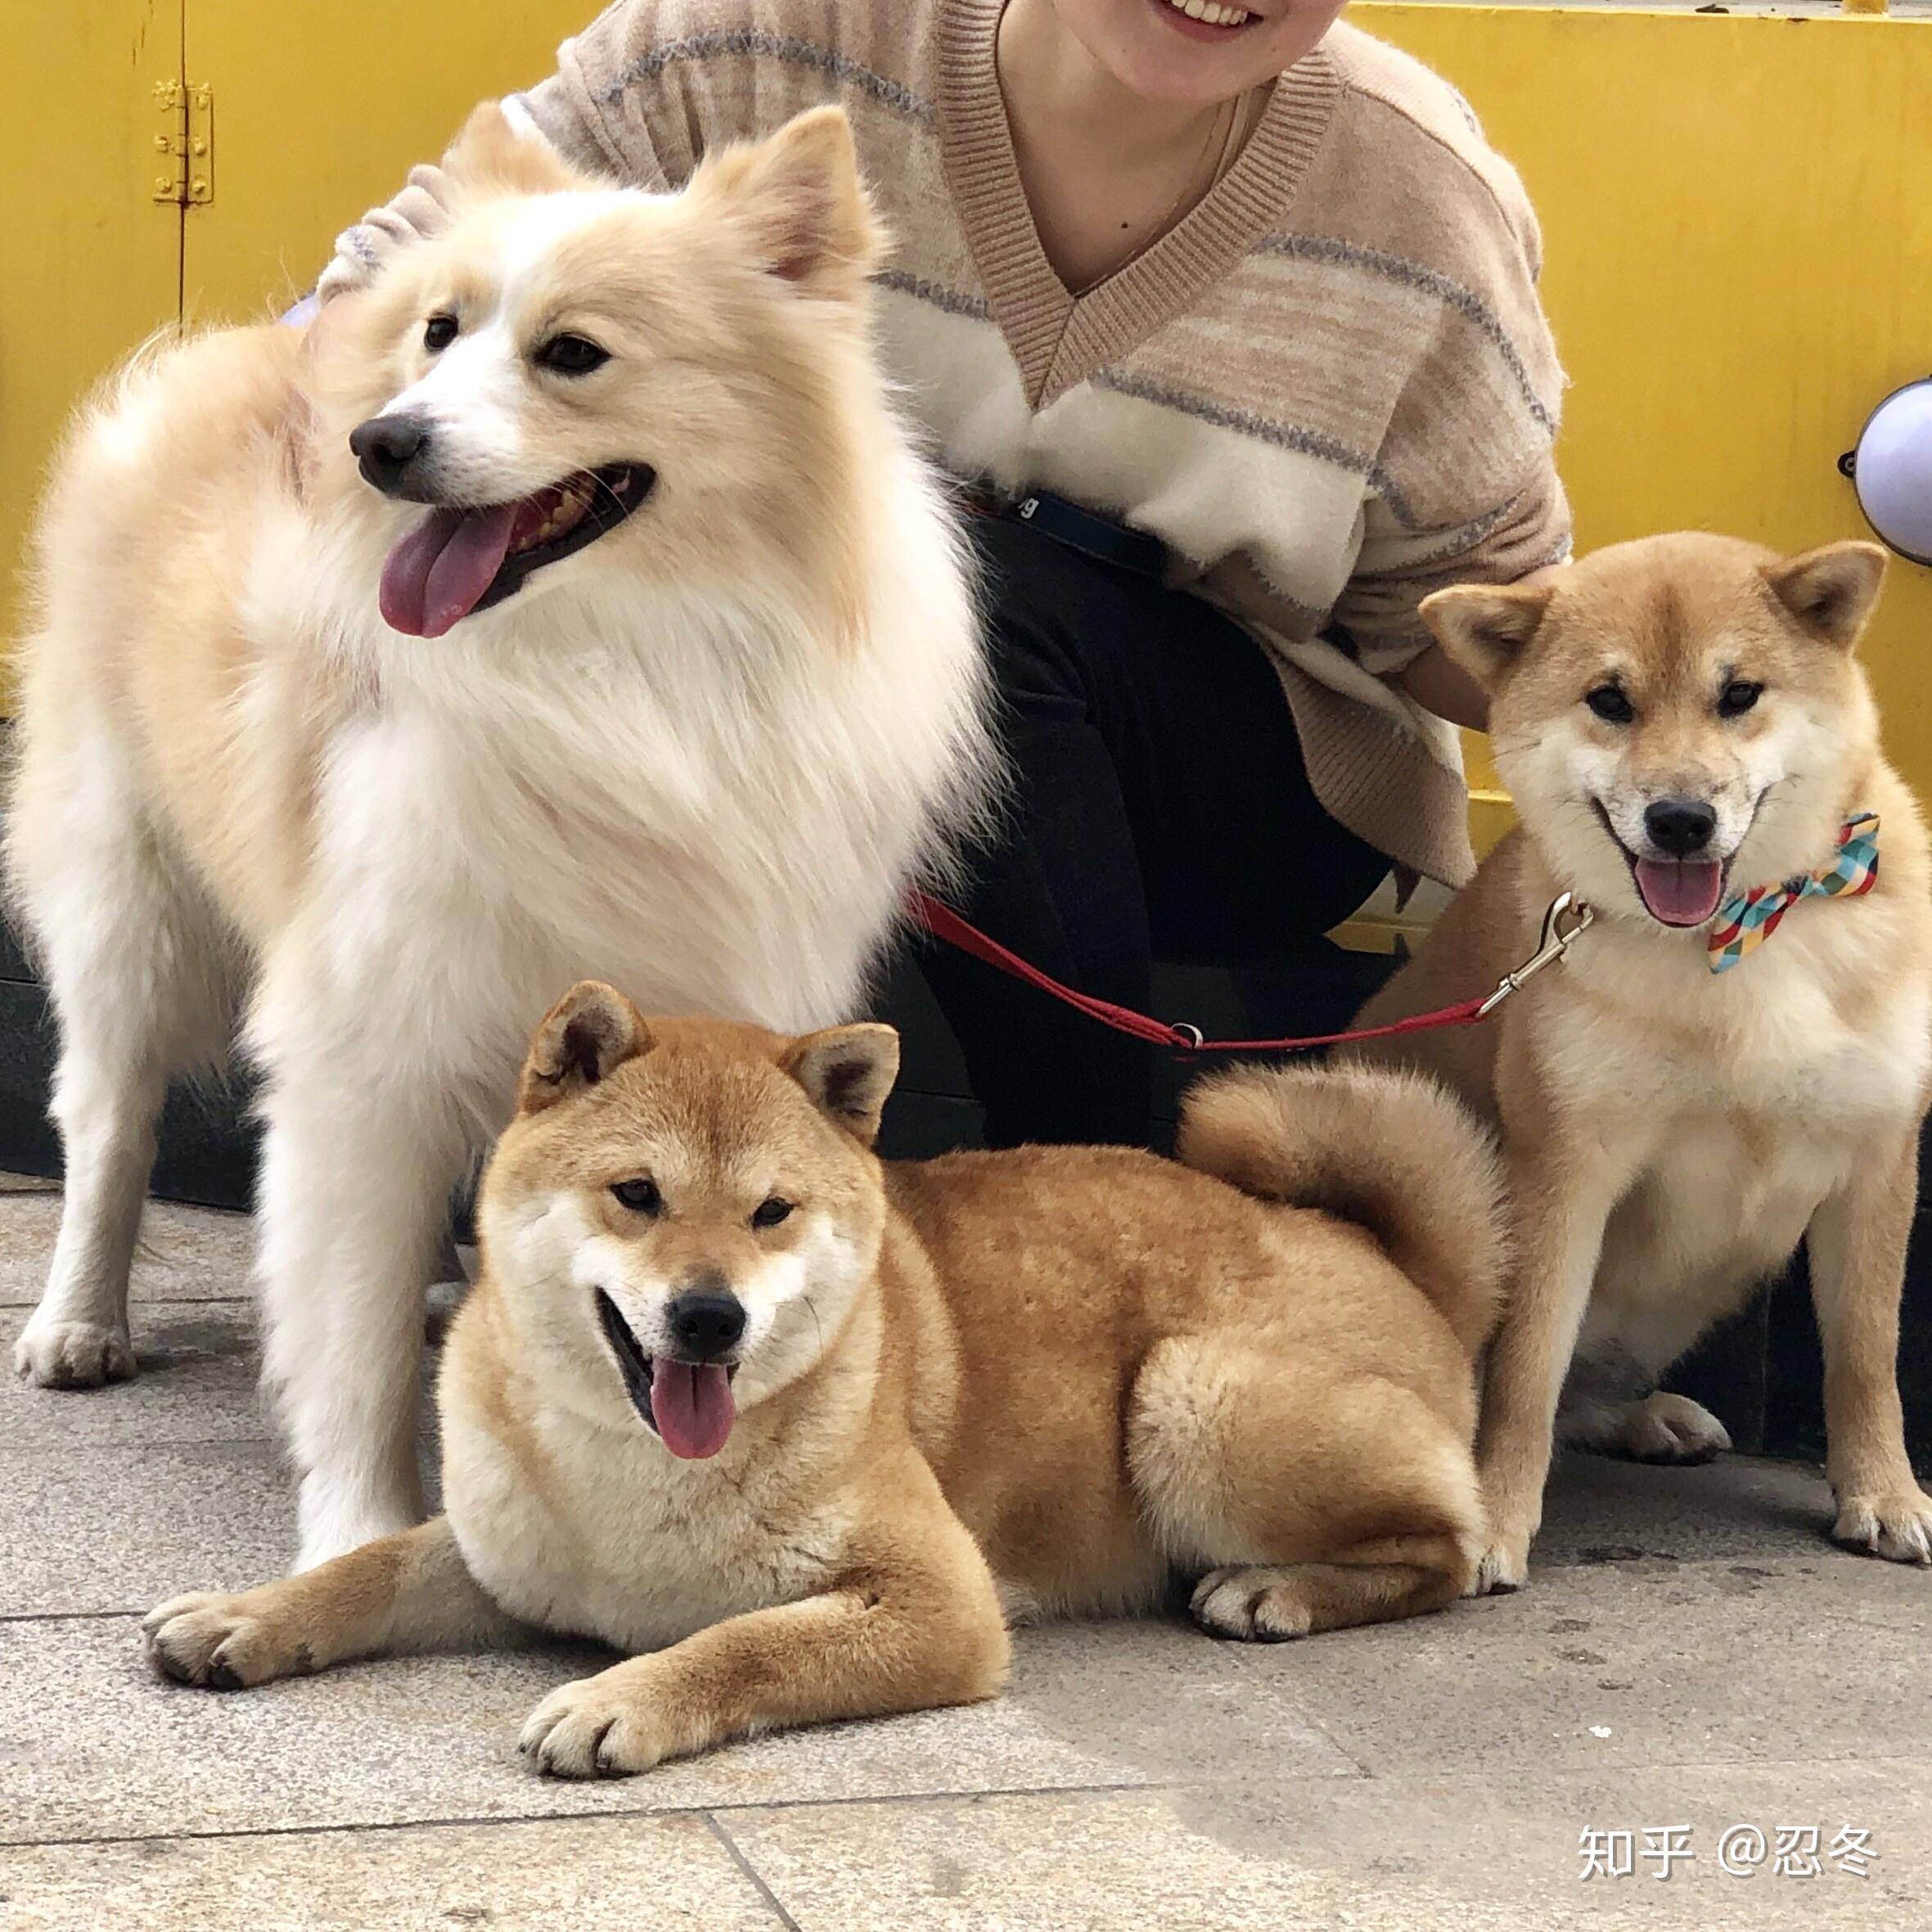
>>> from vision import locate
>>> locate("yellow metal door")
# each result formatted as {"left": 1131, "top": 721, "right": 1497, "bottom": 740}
{"left": 0, "top": 0, "right": 185, "bottom": 691}
{"left": 179, "top": 1, "right": 584, "bottom": 321}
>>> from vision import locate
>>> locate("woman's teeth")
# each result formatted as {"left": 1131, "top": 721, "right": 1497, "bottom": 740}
{"left": 1166, "top": 0, "right": 1253, "bottom": 25}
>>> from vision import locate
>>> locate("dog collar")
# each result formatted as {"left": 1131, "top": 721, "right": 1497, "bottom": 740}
{"left": 1706, "top": 813, "right": 1880, "bottom": 973}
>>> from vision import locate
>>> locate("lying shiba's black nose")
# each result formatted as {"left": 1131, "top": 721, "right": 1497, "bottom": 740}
{"left": 349, "top": 413, "right": 430, "bottom": 494}
{"left": 1643, "top": 797, "right": 1717, "bottom": 856}
{"left": 667, "top": 1286, "right": 746, "bottom": 1362}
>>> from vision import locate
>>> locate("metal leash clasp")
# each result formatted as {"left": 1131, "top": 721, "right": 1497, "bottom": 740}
{"left": 1476, "top": 892, "right": 1594, "bottom": 1018}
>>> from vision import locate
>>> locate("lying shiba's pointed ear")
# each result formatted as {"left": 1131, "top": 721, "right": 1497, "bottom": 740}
{"left": 1418, "top": 582, "right": 1554, "bottom": 687}
{"left": 1763, "top": 540, "right": 1887, "bottom": 652}
{"left": 519, "top": 982, "right": 651, "bottom": 1114}
{"left": 442, "top": 101, "right": 589, "bottom": 199}
{"left": 695, "top": 106, "right": 882, "bottom": 298}
{"left": 782, "top": 1024, "right": 900, "bottom": 1145}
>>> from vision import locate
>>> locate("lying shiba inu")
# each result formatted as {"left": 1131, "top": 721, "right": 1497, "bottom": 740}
{"left": 143, "top": 988, "right": 1503, "bottom": 1776}
{"left": 6, "top": 106, "right": 990, "bottom": 1566}
{"left": 1355, "top": 531, "right": 1932, "bottom": 1590}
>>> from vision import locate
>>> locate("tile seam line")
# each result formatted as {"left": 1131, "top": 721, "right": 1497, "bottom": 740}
{"left": 9, "top": 1757, "right": 1932, "bottom": 1856}
{"left": 0, "top": 1295, "right": 258, "bottom": 1309}
{"left": 705, "top": 1811, "right": 805, "bottom": 1931}
{"left": 0, "top": 1433, "right": 284, "bottom": 1462}
{"left": 0, "top": 1781, "right": 1189, "bottom": 1852}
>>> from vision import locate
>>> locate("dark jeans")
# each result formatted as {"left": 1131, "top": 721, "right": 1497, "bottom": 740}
{"left": 917, "top": 516, "right": 1390, "bottom": 1151}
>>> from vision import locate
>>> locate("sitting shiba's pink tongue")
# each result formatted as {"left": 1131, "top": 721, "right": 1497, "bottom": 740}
{"left": 378, "top": 505, "right": 519, "bottom": 638}
{"left": 1634, "top": 858, "right": 1724, "bottom": 926}
{"left": 651, "top": 1361, "right": 736, "bottom": 1459}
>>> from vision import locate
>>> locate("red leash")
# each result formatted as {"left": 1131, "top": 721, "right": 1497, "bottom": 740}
{"left": 907, "top": 889, "right": 1593, "bottom": 1056}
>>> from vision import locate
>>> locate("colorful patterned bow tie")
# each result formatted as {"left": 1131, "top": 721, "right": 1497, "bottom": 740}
{"left": 1707, "top": 813, "right": 1880, "bottom": 973}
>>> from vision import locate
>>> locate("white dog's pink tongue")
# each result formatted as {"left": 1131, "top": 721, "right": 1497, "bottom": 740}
{"left": 378, "top": 505, "right": 518, "bottom": 638}
{"left": 1634, "top": 858, "right": 1724, "bottom": 927}
{"left": 651, "top": 1362, "right": 736, "bottom": 1459}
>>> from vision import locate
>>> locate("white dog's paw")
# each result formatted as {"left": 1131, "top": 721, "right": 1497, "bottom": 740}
{"left": 1189, "top": 1566, "right": 1316, "bottom": 1642}
{"left": 519, "top": 1670, "right": 675, "bottom": 1779}
{"left": 1621, "top": 1392, "right": 1731, "bottom": 1465}
{"left": 14, "top": 1315, "right": 135, "bottom": 1389}
{"left": 142, "top": 1592, "right": 313, "bottom": 1689}
{"left": 1833, "top": 1489, "right": 1932, "bottom": 1565}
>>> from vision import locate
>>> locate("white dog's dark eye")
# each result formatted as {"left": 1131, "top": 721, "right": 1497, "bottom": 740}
{"left": 423, "top": 314, "right": 458, "bottom": 352}
{"left": 1585, "top": 684, "right": 1635, "bottom": 724}
{"left": 610, "top": 1178, "right": 663, "bottom": 1216}
{"left": 1718, "top": 680, "right": 1763, "bottom": 718}
{"left": 751, "top": 1196, "right": 793, "bottom": 1230}
{"left": 538, "top": 334, "right": 610, "bottom": 376}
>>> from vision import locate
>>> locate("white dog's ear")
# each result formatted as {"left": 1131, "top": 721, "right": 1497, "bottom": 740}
{"left": 1418, "top": 581, "right": 1554, "bottom": 687}
{"left": 442, "top": 101, "right": 589, "bottom": 199}
{"left": 519, "top": 982, "right": 651, "bottom": 1114}
{"left": 782, "top": 1024, "right": 900, "bottom": 1145}
{"left": 1763, "top": 540, "right": 1887, "bottom": 652}
{"left": 695, "top": 106, "right": 882, "bottom": 298}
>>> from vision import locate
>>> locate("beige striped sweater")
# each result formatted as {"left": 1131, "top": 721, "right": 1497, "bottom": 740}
{"left": 331, "top": 0, "right": 1569, "bottom": 885}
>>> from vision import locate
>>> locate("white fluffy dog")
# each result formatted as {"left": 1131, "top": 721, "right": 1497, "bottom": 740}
{"left": 5, "top": 106, "right": 989, "bottom": 1568}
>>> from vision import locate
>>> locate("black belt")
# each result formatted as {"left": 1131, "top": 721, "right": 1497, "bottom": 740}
{"left": 959, "top": 486, "right": 1169, "bottom": 581}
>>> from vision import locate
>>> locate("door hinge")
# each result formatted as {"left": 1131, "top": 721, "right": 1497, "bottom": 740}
{"left": 151, "top": 79, "right": 214, "bottom": 207}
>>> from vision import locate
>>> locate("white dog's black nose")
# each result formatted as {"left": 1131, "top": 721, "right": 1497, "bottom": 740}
{"left": 1643, "top": 797, "right": 1718, "bottom": 856}
{"left": 668, "top": 1285, "right": 746, "bottom": 1362}
{"left": 349, "top": 413, "right": 430, "bottom": 495}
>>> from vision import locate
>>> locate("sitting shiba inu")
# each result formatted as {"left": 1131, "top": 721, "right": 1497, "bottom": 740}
{"left": 143, "top": 987, "right": 1503, "bottom": 1777}
{"left": 6, "top": 106, "right": 990, "bottom": 1568}
{"left": 1355, "top": 531, "right": 1932, "bottom": 1591}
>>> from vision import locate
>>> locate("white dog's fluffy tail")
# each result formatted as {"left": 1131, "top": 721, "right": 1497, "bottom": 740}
{"left": 1177, "top": 1061, "right": 1506, "bottom": 1356}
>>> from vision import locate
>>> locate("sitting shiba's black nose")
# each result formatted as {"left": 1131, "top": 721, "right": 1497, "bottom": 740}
{"left": 667, "top": 1286, "right": 746, "bottom": 1362}
{"left": 1643, "top": 797, "right": 1718, "bottom": 856}
{"left": 349, "top": 413, "right": 430, "bottom": 494}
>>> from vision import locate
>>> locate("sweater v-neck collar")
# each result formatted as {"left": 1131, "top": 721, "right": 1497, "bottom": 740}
{"left": 934, "top": 0, "right": 1341, "bottom": 411}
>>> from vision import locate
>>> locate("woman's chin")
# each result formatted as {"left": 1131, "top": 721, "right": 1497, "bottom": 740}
{"left": 1093, "top": 0, "right": 1340, "bottom": 103}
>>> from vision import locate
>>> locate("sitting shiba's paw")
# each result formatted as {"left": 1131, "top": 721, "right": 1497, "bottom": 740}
{"left": 520, "top": 1669, "right": 677, "bottom": 1778}
{"left": 142, "top": 1592, "right": 313, "bottom": 1689}
{"left": 15, "top": 1317, "right": 135, "bottom": 1389}
{"left": 1189, "top": 1566, "right": 1316, "bottom": 1642}
{"left": 1621, "top": 1392, "right": 1731, "bottom": 1465}
{"left": 1833, "top": 1489, "right": 1932, "bottom": 1565}
{"left": 1470, "top": 1533, "right": 1529, "bottom": 1596}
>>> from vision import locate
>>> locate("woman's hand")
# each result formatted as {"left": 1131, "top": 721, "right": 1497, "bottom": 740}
{"left": 316, "top": 162, "right": 459, "bottom": 304}
{"left": 1398, "top": 644, "right": 1489, "bottom": 732}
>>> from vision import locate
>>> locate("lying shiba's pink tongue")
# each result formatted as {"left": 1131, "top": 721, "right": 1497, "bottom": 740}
{"left": 1634, "top": 858, "right": 1724, "bottom": 927}
{"left": 650, "top": 1361, "right": 736, "bottom": 1460}
{"left": 378, "top": 505, "right": 518, "bottom": 638}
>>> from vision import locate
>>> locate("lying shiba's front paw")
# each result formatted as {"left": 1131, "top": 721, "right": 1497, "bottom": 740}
{"left": 15, "top": 1316, "right": 135, "bottom": 1389}
{"left": 1189, "top": 1566, "right": 1314, "bottom": 1642}
{"left": 142, "top": 1592, "right": 313, "bottom": 1689}
{"left": 1833, "top": 1489, "right": 1932, "bottom": 1565}
{"left": 519, "top": 1669, "right": 677, "bottom": 1778}
{"left": 1470, "top": 1532, "right": 1530, "bottom": 1596}
{"left": 1620, "top": 1392, "right": 1732, "bottom": 1465}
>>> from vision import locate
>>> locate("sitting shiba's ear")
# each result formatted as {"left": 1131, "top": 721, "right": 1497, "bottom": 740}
{"left": 442, "top": 101, "right": 590, "bottom": 199}
{"left": 519, "top": 982, "right": 651, "bottom": 1114}
{"left": 1418, "top": 581, "right": 1554, "bottom": 687}
{"left": 694, "top": 106, "right": 882, "bottom": 299}
{"left": 1763, "top": 540, "right": 1887, "bottom": 652}
{"left": 782, "top": 1024, "right": 900, "bottom": 1145}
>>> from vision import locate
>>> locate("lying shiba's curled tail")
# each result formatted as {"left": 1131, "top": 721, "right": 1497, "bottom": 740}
{"left": 1177, "top": 1061, "right": 1506, "bottom": 1355}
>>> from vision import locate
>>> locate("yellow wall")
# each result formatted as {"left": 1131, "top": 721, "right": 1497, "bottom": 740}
{"left": 1362, "top": 5, "right": 1932, "bottom": 849}
{"left": 4, "top": 2, "right": 1930, "bottom": 843}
